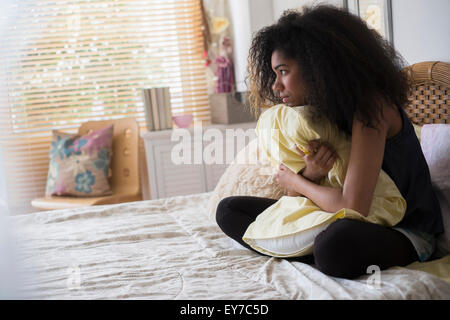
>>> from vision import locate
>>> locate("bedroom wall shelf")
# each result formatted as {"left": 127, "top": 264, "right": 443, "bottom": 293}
{"left": 141, "top": 122, "right": 257, "bottom": 200}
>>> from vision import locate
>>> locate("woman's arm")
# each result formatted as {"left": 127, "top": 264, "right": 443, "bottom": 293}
{"left": 276, "top": 113, "right": 389, "bottom": 216}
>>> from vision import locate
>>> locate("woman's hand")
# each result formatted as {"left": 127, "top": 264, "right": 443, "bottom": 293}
{"left": 296, "top": 140, "right": 337, "bottom": 182}
{"left": 275, "top": 140, "right": 337, "bottom": 196}
{"left": 274, "top": 163, "right": 300, "bottom": 195}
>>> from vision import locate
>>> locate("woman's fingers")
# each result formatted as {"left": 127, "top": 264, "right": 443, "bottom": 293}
{"left": 315, "top": 144, "right": 326, "bottom": 159}
{"left": 307, "top": 141, "right": 337, "bottom": 166}
{"left": 308, "top": 140, "right": 321, "bottom": 154}
{"left": 295, "top": 145, "right": 305, "bottom": 157}
{"left": 326, "top": 153, "right": 336, "bottom": 168}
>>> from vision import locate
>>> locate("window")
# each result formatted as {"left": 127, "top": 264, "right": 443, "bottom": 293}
{"left": 0, "top": 0, "right": 209, "bottom": 214}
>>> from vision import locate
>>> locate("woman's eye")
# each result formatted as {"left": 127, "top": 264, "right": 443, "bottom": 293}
{"left": 280, "top": 70, "right": 287, "bottom": 75}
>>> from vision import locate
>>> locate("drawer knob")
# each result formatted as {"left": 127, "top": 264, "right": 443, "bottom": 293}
{"left": 124, "top": 128, "right": 132, "bottom": 138}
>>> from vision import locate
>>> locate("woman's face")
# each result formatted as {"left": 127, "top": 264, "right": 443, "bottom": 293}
{"left": 271, "top": 50, "right": 307, "bottom": 107}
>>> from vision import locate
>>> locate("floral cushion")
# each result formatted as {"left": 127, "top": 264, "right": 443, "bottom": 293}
{"left": 45, "top": 125, "right": 114, "bottom": 197}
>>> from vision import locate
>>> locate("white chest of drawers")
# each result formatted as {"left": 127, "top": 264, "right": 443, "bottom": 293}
{"left": 141, "top": 122, "right": 256, "bottom": 199}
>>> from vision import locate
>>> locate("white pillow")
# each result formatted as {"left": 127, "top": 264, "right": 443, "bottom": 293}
{"left": 420, "top": 124, "right": 450, "bottom": 256}
{"left": 251, "top": 220, "right": 333, "bottom": 256}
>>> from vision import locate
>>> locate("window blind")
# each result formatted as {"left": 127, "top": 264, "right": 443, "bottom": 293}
{"left": 0, "top": 0, "right": 210, "bottom": 214}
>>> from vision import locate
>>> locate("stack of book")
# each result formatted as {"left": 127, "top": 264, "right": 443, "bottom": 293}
{"left": 142, "top": 87, "right": 173, "bottom": 131}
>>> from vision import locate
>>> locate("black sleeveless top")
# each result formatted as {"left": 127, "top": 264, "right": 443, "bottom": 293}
{"left": 381, "top": 106, "right": 444, "bottom": 235}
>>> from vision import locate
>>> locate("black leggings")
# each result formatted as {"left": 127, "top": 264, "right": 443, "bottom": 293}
{"left": 216, "top": 196, "right": 419, "bottom": 279}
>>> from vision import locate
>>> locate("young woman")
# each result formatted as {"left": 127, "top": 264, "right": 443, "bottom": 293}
{"left": 215, "top": 5, "right": 444, "bottom": 279}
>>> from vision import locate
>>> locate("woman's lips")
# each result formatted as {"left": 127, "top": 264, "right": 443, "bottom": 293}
{"left": 282, "top": 97, "right": 289, "bottom": 103}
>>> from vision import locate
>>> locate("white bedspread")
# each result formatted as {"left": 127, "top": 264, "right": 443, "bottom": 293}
{"left": 10, "top": 192, "right": 450, "bottom": 299}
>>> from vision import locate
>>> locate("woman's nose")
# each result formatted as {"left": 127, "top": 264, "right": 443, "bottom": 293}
{"left": 272, "top": 77, "right": 282, "bottom": 92}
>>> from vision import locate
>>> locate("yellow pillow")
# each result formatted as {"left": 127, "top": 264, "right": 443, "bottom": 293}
{"left": 242, "top": 104, "right": 406, "bottom": 257}
{"left": 413, "top": 123, "right": 422, "bottom": 141}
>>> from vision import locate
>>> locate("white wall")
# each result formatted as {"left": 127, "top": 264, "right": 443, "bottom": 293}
{"left": 250, "top": 0, "right": 275, "bottom": 33}
{"left": 392, "top": 0, "right": 450, "bottom": 65}
{"left": 229, "top": 0, "right": 275, "bottom": 91}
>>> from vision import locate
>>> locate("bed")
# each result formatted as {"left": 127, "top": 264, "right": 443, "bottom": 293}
{"left": 7, "top": 61, "right": 450, "bottom": 300}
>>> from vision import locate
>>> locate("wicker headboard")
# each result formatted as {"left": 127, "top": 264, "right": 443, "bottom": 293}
{"left": 403, "top": 61, "right": 450, "bottom": 126}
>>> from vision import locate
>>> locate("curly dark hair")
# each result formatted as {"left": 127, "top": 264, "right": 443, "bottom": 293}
{"left": 247, "top": 5, "right": 409, "bottom": 135}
